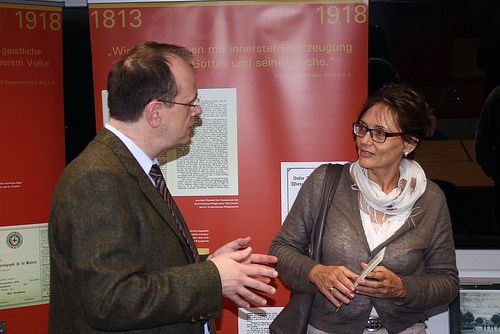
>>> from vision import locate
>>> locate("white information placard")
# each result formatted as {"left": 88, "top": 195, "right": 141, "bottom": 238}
{"left": 0, "top": 223, "right": 49, "bottom": 310}
{"left": 238, "top": 307, "right": 283, "bottom": 334}
{"left": 280, "top": 161, "right": 346, "bottom": 223}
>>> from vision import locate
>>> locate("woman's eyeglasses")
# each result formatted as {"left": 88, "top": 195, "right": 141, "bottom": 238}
{"left": 352, "top": 122, "right": 404, "bottom": 143}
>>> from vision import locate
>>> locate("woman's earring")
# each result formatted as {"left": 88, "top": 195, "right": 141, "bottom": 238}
{"left": 404, "top": 152, "right": 409, "bottom": 157}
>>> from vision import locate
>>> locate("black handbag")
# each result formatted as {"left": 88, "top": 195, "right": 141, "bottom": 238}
{"left": 270, "top": 163, "right": 342, "bottom": 334}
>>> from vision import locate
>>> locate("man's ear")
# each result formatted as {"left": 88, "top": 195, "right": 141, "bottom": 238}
{"left": 145, "top": 100, "right": 162, "bottom": 128}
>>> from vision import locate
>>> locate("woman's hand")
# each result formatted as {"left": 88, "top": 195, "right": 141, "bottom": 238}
{"left": 308, "top": 264, "right": 359, "bottom": 308}
{"left": 355, "top": 263, "right": 406, "bottom": 299}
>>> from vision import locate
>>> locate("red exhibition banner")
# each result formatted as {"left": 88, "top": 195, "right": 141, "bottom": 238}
{"left": 0, "top": 2, "right": 65, "bottom": 334}
{"left": 88, "top": 1, "right": 367, "bottom": 332}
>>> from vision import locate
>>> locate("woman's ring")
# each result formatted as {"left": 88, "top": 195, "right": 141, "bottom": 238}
{"left": 329, "top": 287, "right": 334, "bottom": 292}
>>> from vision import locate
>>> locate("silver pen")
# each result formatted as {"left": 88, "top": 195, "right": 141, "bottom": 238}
{"left": 335, "top": 247, "right": 386, "bottom": 312}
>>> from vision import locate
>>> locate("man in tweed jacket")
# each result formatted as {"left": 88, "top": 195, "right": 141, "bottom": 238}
{"left": 48, "top": 41, "right": 278, "bottom": 334}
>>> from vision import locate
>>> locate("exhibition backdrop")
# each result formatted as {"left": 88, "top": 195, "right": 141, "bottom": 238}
{"left": 0, "top": 2, "right": 65, "bottom": 333}
{"left": 88, "top": 0, "right": 368, "bottom": 332}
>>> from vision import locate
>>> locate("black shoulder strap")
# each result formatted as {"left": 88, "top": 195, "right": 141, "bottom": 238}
{"left": 309, "top": 163, "right": 342, "bottom": 261}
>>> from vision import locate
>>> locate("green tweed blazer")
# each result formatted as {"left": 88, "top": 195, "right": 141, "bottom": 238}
{"left": 48, "top": 128, "right": 222, "bottom": 333}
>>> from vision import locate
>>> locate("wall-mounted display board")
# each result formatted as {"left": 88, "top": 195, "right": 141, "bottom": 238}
{"left": 0, "top": 1, "right": 65, "bottom": 333}
{"left": 88, "top": 1, "right": 368, "bottom": 332}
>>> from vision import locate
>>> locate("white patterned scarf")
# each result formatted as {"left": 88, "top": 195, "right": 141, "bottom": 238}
{"left": 350, "top": 159, "right": 427, "bottom": 216}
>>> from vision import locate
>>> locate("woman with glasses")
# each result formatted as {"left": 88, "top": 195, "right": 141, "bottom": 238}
{"left": 270, "top": 84, "right": 459, "bottom": 334}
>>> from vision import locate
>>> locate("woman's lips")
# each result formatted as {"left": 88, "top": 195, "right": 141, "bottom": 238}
{"left": 359, "top": 149, "right": 374, "bottom": 157}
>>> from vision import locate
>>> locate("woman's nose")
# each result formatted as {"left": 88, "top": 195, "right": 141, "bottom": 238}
{"left": 359, "top": 130, "right": 373, "bottom": 144}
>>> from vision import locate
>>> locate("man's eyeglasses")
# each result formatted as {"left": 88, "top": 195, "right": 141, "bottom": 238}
{"left": 352, "top": 122, "right": 404, "bottom": 143}
{"left": 158, "top": 97, "right": 201, "bottom": 110}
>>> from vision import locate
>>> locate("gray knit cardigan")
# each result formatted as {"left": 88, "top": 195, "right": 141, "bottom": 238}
{"left": 269, "top": 163, "right": 459, "bottom": 334}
